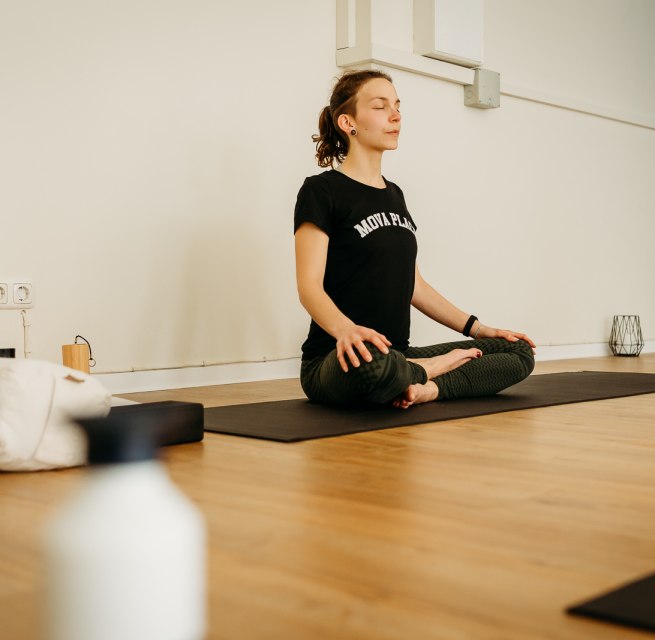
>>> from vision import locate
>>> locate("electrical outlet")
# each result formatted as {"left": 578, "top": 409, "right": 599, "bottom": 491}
{"left": 14, "top": 283, "right": 33, "bottom": 305}
{"left": 0, "top": 278, "right": 34, "bottom": 310}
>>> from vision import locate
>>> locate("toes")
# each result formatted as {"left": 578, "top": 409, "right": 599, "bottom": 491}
{"left": 392, "top": 398, "right": 411, "bottom": 409}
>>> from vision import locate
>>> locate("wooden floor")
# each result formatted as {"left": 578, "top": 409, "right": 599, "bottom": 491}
{"left": 2, "top": 355, "right": 655, "bottom": 639}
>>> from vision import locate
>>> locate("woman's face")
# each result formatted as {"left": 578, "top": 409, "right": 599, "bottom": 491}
{"left": 350, "top": 78, "right": 402, "bottom": 152}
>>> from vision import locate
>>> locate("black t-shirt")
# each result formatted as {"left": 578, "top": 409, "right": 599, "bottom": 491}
{"left": 294, "top": 170, "right": 418, "bottom": 359}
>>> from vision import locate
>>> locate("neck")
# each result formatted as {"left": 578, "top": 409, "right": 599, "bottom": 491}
{"left": 338, "top": 148, "right": 385, "bottom": 188}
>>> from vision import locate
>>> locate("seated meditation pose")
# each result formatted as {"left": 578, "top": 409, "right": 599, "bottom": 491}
{"left": 294, "top": 70, "right": 535, "bottom": 409}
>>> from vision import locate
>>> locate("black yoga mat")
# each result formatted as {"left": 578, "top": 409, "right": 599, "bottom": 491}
{"left": 567, "top": 571, "right": 655, "bottom": 633}
{"left": 203, "top": 371, "right": 655, "bottom": 442}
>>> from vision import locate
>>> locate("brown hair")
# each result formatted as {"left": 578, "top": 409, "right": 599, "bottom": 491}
{"left": 312, "top": 69, "right": 393, "bottom": 168}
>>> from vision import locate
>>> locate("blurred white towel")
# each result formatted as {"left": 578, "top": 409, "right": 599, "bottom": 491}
{"left": 0, "top": 359, "right": 111, "bottom": 471}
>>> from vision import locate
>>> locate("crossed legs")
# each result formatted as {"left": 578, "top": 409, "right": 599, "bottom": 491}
{"left": 300, "top": 338, "right": 535, "bottom": 408}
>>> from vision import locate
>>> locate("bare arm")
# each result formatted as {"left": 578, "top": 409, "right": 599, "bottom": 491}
{"left": 411, "top": 265, "right": 536, "bottom": 348}
{"left": 295, "top": 222, "right": 391, "bottom": 372}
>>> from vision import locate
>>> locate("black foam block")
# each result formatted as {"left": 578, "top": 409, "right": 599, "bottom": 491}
{"left": 110, "top": 401, "right": 204, "bottom": 446}
{"left": 567, "top": 571, "right": 655, "bottom": 633}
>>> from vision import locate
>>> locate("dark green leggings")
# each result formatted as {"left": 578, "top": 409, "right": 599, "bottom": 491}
{"left": 300, "top": 338, "right": 535, "bottom": 407}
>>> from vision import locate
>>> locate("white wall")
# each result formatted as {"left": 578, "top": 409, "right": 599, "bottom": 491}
{"left": 1, "top": 0, "right": 334, "bottom": 371}
{"left": 485, "top": 0, "right": 655, "bottom": 118}
{"left": 1, "top": 0, "right": 653, "bottom": 386}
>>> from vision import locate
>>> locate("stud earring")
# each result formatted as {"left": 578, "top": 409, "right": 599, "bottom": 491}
{"left": 350, "top": 128, "right": 357, "bottom": 136}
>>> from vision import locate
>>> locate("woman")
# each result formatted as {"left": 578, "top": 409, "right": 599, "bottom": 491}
{"left": 294, "top": 70, "right": 535, "bottom": 409}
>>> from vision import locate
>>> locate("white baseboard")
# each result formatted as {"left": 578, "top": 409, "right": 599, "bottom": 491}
{"left": 535, "top": 341, "right": 655, "bottom": 361}
{"left": 96, "top": 342, "right": 655, "bottom": 395}
{"left": 96, "top": 359, "right": 302, "bottom": 395}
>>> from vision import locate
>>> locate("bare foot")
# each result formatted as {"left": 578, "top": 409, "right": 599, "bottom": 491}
{"left": 392, "top": 380, "right": 439, "bottom": 409}
{"left": 407, "top": 348, "right": 482, "bottom": 380}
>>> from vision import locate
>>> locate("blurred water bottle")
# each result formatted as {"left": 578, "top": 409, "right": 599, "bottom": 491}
{"left": 44, "top": 411, "right": 206, "bottom": 640}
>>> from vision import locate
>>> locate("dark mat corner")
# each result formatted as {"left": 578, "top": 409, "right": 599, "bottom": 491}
{"left": 566, "top": 570, "right": 655, "bottom": 633}
{"left": 203, "top": 371, "right": 655, "bottom": 442}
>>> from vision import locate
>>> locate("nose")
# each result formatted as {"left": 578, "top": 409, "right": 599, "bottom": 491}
{"left": 391, "top": 108, "right": 401, "bottom": 121}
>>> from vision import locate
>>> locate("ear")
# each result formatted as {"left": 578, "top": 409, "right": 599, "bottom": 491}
{"left": 336, "top": 113, "right": 354, "bottom": 136}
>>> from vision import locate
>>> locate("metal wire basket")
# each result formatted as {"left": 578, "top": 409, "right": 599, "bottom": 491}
{"left": 609, "top": 315, "right": 644, "bottom": 356}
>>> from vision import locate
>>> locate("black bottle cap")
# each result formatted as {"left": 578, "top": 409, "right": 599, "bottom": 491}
{"left": 76, "top": 412, "right": 159, "bottom": 465}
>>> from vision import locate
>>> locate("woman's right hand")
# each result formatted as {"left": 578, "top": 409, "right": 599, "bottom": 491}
{"left": 335, "top": 323, "right": 392, "bottom": 373}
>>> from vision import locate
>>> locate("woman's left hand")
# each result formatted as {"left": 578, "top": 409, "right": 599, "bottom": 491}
{"left": 477, "top": 324, "right": 537, "bottom": 351}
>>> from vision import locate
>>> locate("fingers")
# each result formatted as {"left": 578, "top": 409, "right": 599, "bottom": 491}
{"left": 498, "top": 329, "right": 537, "bottom": 354}
{"left": 519, "top": 334, "right": 537, "bottom": 349}
{"left": 508, "top": 331, "right": 537, "bottom": 349}
{"left": 496, "top": 329, "right": 536, "bottom": 349}
{"left": 353, "top": 339, "right": 372, "bottom": 364}
{"left": 336, "top": 347, "right": 349, "bottom": 373}
{"left": 337, "top": 326, "right": 391, "bottom": 372}
{"left": 359, "top": 328, "right": 390, "bottom": 353}
{"left": 369, "top": 334, "right": 390, "bottom": 355}
{"left": 340, "top": 345, "right": 361, "bottom": 371}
